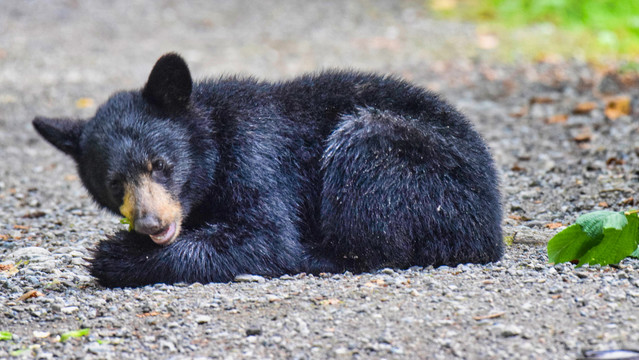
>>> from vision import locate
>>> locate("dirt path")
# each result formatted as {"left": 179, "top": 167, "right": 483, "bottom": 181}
{"left": 2, "top": 1, "right": 639, "bottom": 359}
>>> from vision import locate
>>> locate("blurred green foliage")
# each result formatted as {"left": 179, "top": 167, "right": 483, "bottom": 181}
{"left": 431, "top": 0, "right": 639, "bottom": 59}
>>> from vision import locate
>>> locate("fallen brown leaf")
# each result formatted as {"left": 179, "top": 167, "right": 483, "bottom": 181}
{"left": 605, "top": 95, "right": 632, "bottom": 120}
{"left": 573, "top": 130, "right": 592, "bottom": 143}
{"left": 544, "top": 222, "right": 564, "bottom": 229}
{"left": 318, "top": 298, "right": 342, "bottom": 306}
{"left": 136, "top": 311, "right": 171, "bottom": 318}
{"left": 365, "top": 278, "right": 387, "bottom": 287}
{"left": 22, "top": 211, "right": 46, "bottom": 219}
{"left": 13, "top": 225, "right": 29, "bottom": 230}
{"left": 606, "top": 157, "right": 625, "bottom": 166}
{"left": 573, "top": 101, "right": 597, "bottom": 114}
{"left": 546, "top": 114, "right": 568, "bottom": 124}
{"left": 509, "top": 107, "right": 528, "bottom": 118}
{"left": 472, "top": 312, "right": 505, "bottom": 321}
{"left": 598, "top": 201, "right": 609, "bottom": 208}
{"left": 17, "top": 290, "right": 44, "bottom": 301}
{"left": 0, "top": 263, "right": 14, "bottom": 271}
{"left": 621, "top": 197, "right": 634, "bottom": 206}
{"left": 530, "top": 96, "right": 555, "bottom": 104}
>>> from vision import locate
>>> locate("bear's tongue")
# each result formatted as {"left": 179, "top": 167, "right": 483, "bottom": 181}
{"left": 149, "top": 222, "right": 176, "bottom": 245}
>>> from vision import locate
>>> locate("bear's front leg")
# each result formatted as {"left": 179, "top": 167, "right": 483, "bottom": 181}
{"left": 90, "top": 223, "right": 306, "bottom": 288}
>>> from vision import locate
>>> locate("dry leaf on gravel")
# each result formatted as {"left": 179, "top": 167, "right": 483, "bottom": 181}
{"left": 573, "top": 101, "right": 597, "bottom": 114}
{"left": 17, "top": 290, "right": 44, "bottom": 301}
{"left": 318, "top": 298, "right": 342, "bottom": 306}
{"left": 605, "top": 95, "right": 632, "bottom": 120}
{"left": 573, "top": 130, "right": 592, "bottom": 143}
{"left": 472, "top": 312, "right": 505, "bottom": 321}
{"left": 544, "top": 223, "right": 563, "bottom": 229}
{"left": 546, "top": 114, "right": 568, "bottom": 124}
{"left": 509, "top": 107, "right": 528, "bottom": 118}
{"left": 530, "top": 96, "right": 555, "bottom": 104}
{"left": 606, "top": 157, "right": 625, "bottom": 166}
{"left": 621, "top": 197, "right": 635, "bottom": 206}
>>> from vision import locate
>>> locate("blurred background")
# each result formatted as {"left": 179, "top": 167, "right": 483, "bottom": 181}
{"left": 432, "top": 0, "right": 639, "bottom": 62}
{"left": 2, "top": 0, "right": 637, "bottom": 119}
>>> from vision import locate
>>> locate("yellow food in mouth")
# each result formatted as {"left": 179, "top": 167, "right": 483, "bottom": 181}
{"left": 119, "top": 187, "right": 135, "bottom": 231}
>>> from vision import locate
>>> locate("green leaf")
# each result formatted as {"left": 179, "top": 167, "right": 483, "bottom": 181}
{"left": 548, "top": 224, "right": 598, "bottom": 264}
{"left": 60, "top": 328, "right": 90, "bottom": 342}
{"left": 578, "top": 212, "right": 639, "bottom": 266}
{"left": 576, "top": 210, "right": 623, "bottom": 238}
{"left": 548, "top": 211, "right": 639, "bottom": 266}
{"left": 630, "top": 247, "right": 639, "bottom": 259}
{"left": 10, "top": 348, "right": 28, "bottom": 356}
{"left": 120, "top": 217, "right": 134, "bottom": 232}
{"left": 0, "top": 331, "right": 12, "bottom": 341}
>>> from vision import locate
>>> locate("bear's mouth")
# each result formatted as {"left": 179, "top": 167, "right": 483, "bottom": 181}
{"left": 149, "top": 222, "right": 177, "bottom": 246}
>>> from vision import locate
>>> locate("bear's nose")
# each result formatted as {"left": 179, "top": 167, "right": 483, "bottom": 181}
{"left": 134, "top": 215, "right": 164, "bottom": 235}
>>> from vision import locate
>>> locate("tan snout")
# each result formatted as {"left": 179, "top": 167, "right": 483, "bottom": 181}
{"left": 119, "top": 175, "right": 182, "bottom": 245}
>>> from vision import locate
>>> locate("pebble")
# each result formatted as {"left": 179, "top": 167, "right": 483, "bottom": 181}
{"left": 498, "top": 325, "right": 523, "bottom": 338}
{"left": 61, "top": 306, "right": 79, "bottom": 314}
{"left": 234, "top": 274, "right": 266, "bottom": 283}
{"left": 195, "top": 315, "right": 212, "bottom": 324}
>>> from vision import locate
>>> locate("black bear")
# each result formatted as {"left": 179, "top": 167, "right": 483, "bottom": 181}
{"left": 33, "top": 53, "right": 503, "bottom": 288}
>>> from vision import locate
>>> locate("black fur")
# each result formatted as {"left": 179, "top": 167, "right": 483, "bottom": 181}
{"left": 33, "top": 53, "right": 503, "bottom": 287}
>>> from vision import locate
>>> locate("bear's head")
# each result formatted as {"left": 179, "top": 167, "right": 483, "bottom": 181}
{"left": 33, "top": 53, "right": 217, "bottom": 246}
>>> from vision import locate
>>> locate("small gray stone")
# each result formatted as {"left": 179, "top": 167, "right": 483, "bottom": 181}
{"left": 195, "top": 315, "right": 212, "bottom": 324}
{"left": 87, "top": 343, "right": 107, "bottom": 354}
{"left": 234, "top": 274, "right": 266, "bottom": 283}
{"left": 61, "top": 306, "right": 79, "bottom": 314}
{"left": 246, "top": 326, "right": 262, "bottom": 336}
{"left": 8, "top": 247, "right": 52, "bottom": 262}
{"left": 499, "top": 325, "right": 522, "bottom": 338}
{"left": 159, "top": 340, "right": 177, "bottom": 352}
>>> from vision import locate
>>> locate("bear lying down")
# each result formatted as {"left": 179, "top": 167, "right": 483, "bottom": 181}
{"left": 33, "top": 53, "right": 503, "bottom": 288}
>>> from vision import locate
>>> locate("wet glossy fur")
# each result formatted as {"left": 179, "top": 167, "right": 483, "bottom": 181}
{"left": 33, "top": 53, "right": 503, "bottom": 287}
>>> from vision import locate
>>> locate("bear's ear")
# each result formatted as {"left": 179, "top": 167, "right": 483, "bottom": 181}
{"left": 142, "top": 53, "right": 192, "bottom": 112}
{"left": 32, "top": 116, "right": 86, "bottom": 159}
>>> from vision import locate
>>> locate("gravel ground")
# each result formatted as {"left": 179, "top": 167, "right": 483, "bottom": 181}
{"left": 2, "top": 1, "right": 639, "bottom": 359}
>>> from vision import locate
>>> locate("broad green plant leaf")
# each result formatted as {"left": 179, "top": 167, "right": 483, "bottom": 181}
{"left": 548, "top": 211, "right": 639, "bottom": 266}
{"left": 576, "top": 210, "right": 624, "bottom": 238}
{"left": 547, "top": 224, "right": 596, "bottom": 264}
{"left": 579, "top": 213, "right": 638, "bottom": 266}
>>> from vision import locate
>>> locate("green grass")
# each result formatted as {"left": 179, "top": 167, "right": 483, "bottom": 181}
{"left": 430, "top": 0, "right": 639, "bottom": 60}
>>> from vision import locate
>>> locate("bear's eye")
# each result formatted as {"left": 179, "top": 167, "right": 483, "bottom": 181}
{"left": 151, "top": 159, "right": 171, "bottom": 183}
{"left": 152, "top": 159, "right": 166, "bottom": 172}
